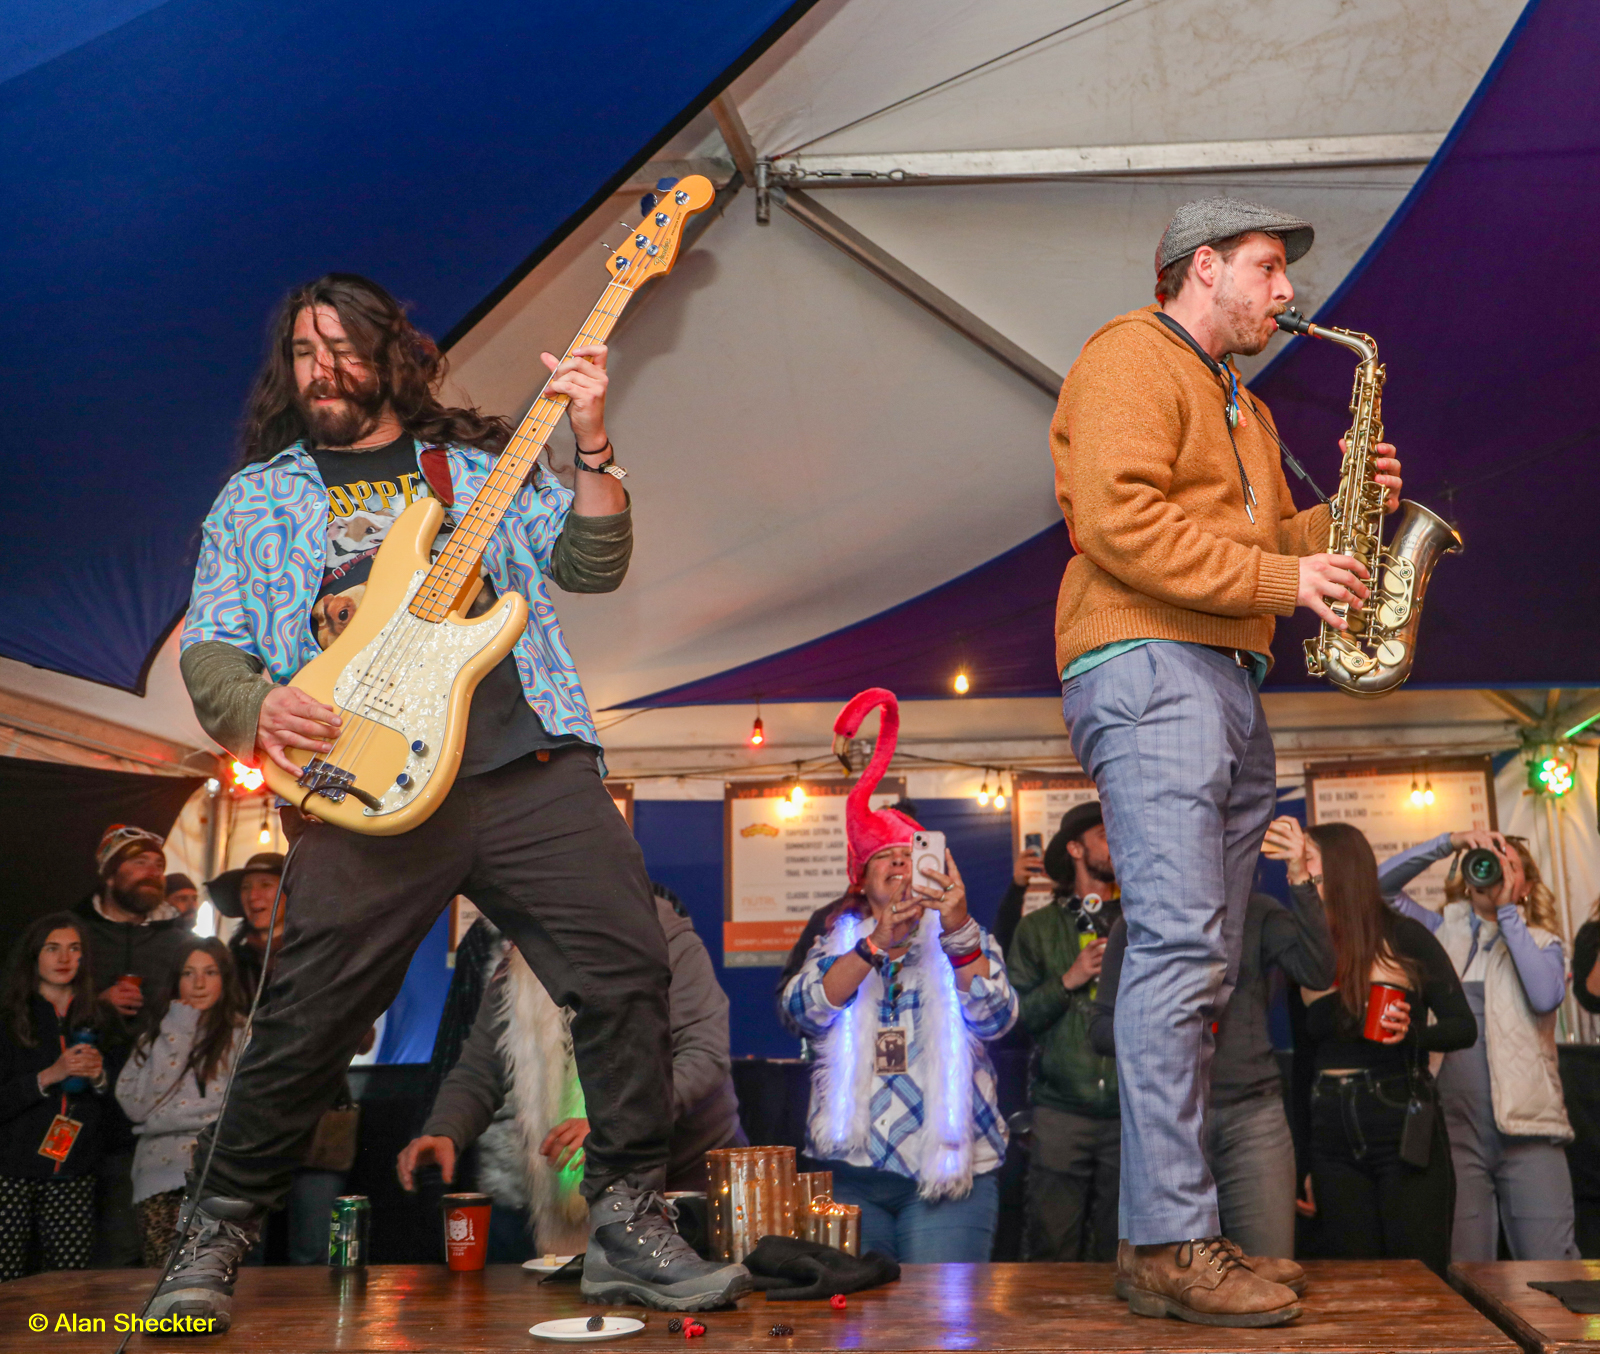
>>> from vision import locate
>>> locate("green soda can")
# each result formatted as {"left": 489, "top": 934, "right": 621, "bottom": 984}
{"left": 328, "top": 1194, "right": 370, "bottom": 1268}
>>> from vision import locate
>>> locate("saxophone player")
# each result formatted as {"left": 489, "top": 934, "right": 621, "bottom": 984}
{"left": 1049, "top": 199, "right": 1401, "bottom": 1327}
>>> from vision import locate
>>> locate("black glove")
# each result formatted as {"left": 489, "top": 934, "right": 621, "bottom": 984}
{"left": 741, "top": 1235, "right": 900, "bottom": 1300}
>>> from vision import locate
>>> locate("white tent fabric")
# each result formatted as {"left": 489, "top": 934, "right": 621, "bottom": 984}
{"left": 446, "top": 0, "right": 1527, "bottom": 715}
{"left": 0, "top": 0, "right": 1539, "bottom": 780}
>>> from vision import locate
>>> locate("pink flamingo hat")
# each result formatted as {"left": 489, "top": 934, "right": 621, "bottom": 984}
{"left": 832, "top": 688, "right": 922, "bottom": 887}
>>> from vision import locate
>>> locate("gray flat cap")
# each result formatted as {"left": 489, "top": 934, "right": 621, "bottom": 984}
{"left": 1155, "top": 197, "right": 1314, "bottom": 274}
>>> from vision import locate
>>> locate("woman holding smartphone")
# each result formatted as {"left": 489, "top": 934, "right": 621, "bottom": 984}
{"left": 1376, "top": 830, "right": 1577, "bottom": 1262}
{"left": 780, "top": 689, "right": 1018, "bottom": 1262}
{"left": 1263, "top": 818, "right": 1474, "bottom": 1274}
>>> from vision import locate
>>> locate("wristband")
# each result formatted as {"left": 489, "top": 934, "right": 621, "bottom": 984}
{"left": 947, "top": 947, "right": 984, "bottom": 970}
{"left": 575, "top": 439, "right": 627, "bottom": 480}
{"left": 854, "top": 937, "right": 887, "bottom": 971}
{"left": 938, "top": 917, "right": 981, "bottom": 956}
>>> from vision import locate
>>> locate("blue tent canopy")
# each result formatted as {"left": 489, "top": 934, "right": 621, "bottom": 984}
{"left": 1, "top": 0, "right": 812, "bottom": 690}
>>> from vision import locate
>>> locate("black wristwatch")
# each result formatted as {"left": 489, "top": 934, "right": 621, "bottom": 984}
{"left": 575, "top": 439, "right": 626, "bottom": 480}
{"left": 854, "top": 937, "right": 887, "bottom": 971}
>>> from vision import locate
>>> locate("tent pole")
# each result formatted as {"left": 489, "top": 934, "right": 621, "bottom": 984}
{"left": 777, "top": 187, "right": 1062, "bottom": 397}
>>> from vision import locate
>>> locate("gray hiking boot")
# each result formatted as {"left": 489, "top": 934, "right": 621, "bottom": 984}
{"left": 581, "top": 1183, "right": 751, "bottom": 1311}
{"left": 143, "top": 1196, "right": 264, "bottom": 1335}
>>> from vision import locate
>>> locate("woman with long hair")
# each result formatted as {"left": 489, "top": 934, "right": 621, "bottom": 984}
{"left": 1377, "top": 828, "right": 1578, "bottom": 1261}
{"left": 780, "top": 690, "right": 1018, "bottom": 1263}
{"left": 116, "top": 937, "right": 247, "bottom": 1266}
{"left": 1262, "top": 819, "right": 1474, "bottom": 1274}
{"left": 0, "top": 913, "right": 109, "bottom": 1280}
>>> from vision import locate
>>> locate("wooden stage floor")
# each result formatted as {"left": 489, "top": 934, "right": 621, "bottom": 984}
{"left": 1452, "top": 1260, "right": 1600, "bottom": 1353}
{"left": 0, "top": 1260, "right": 1519, "bottom": 1354}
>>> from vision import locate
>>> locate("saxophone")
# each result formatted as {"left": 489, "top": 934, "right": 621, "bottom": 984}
{"left": 1276, "top": 308, "right": 1462, "bottom": 698}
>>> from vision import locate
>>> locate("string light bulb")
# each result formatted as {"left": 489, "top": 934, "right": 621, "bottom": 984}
{"left": 1409, "top": 776, "right": 1424, "bottom": 808}
{"left": 789, "top": 782, "right": 807, "bottom": 808}
{"left": 953, "top": 671, "right": 970, "bottom": 695}
{"left": 1422, "top": 778, "right": 1435, "bottom": 806}
{"left": 231, "top": 759, "right": 264, "bottom": 792}
{"left": 993, "top": 779, "right": 1008, "bottom": 812}
{"left": 749, "top": 715, "right": 765, "bottom": 747}
{"left": 976, "top": 772, "right": 990, "bottom": 807}
{"left": 258, "top": 825, "right": 273, "bottom": 845}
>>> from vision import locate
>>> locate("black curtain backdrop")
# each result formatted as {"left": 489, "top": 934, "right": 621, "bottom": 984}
{"left": 0, "top": 755, "right": 203, "bottom": 940}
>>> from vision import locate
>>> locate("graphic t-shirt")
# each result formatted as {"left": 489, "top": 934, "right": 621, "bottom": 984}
{"left": 309, "top": 434, "right": 576, "bottom": 777}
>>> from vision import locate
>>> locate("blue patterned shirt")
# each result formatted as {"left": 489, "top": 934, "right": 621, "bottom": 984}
{"left": 783, "top": 927, "right": 1017, "bottom": 1180}
{"left": 180, "top": 440, "right": 599, "bottom": 746}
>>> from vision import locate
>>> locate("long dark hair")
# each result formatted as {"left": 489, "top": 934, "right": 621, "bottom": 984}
{"left": 2, "top": 913, "right": 102, "bottom": 1047}
{"left": 238, "top": 273, "right": 511, "bottom": 467}
{"left": 130, "top": 937, "right": 246, "bottom": 1097}
{"left": 1308, "top": 822, "right": 1422, "bottom": 1021}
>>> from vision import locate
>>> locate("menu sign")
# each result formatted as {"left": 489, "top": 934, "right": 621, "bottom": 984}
{"left": 1011, "top": 772, "right": 1099, "bottom": 919}
{"left": 1305, "top": 756, "right": 1497, "bottom": 912}
{"left": 724, "top": 778, "right": 904, "bottom": 967}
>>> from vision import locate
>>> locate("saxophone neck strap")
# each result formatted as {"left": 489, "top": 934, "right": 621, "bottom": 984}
{"left": 1154, "top": 309, "right": 1332, "bottom": 508}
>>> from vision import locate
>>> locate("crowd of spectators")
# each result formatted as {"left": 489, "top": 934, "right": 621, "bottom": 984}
{"left": 3, "top": 812, "right": 1598, "bottom": 1282}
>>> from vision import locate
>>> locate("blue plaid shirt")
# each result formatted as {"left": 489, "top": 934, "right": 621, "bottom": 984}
{"left": 783, "top": 928, "right": 1016, "bottom": 1180}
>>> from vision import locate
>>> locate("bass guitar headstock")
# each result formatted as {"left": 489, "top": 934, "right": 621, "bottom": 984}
{"left": 606, "top": 175, "right": 715, "bottom": 290}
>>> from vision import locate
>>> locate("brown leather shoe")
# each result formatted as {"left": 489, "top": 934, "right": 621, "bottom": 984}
{"left": 1221, "top": 1240, "right": 1306, "bottom": 1295}
{"left": 1115, "top": 1237, "right": 1301, "bottom": 1327}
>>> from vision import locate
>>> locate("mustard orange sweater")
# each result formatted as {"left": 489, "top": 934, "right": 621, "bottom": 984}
{"left": 1051, "top": 306, "right": 1331, "bottom": 673}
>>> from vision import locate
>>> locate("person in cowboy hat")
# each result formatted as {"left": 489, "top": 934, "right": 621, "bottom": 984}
{"left": 1006, "top": 802, "right": 1121, "bottom": 1262}
{"left": 205, "top": 853, "right": 287, "bottom": 1003}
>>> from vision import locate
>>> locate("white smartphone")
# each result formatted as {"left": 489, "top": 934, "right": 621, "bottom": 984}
{"left": 910, "top": 830, "right": 947, "bottom": 897}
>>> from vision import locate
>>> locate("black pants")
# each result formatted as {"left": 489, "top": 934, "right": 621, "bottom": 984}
{"left": 192, "top": 747, "right": 670, "bottom": 1210}
{"left": 1309, "top": 1070, "right": 1455, "bottom": 1274}
{"left": 1023, "top": 1105, "right": 1120, "bottom": 1261}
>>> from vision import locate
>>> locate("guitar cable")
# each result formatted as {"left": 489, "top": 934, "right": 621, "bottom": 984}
{"left": 114, "top": 832, "right": 300, "bottom": 1354}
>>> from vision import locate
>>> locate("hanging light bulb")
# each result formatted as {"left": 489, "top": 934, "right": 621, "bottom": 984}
{"left": 789, "top": 782, "right": 807, "bottom": 808}
{"left": 258, "top": 825, "right": 273, "bottom": 845}
{"left": 1409, "top": 776, "right": 1424, "bottom": 808}
{"left": 749, "top": 715, "right": 765, "bottom": 747}
{"left": 993, "top": 778, "right": 1008, "bottom": 812}
{"left": 976, "top": 772, "right": 990, "bottom": 807}
{"left": 1422, "top": 778, "right": 1435, "bottom": 806}
{"left": 231, "top": 759, "right": 264, "bottom": 792}
{"left": 953, "top": 671, "right": 970, "bottom": 695}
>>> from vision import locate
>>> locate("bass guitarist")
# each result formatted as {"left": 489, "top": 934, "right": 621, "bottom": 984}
{"left": 150, "top": 274, "right": 749, "bottom": 1331}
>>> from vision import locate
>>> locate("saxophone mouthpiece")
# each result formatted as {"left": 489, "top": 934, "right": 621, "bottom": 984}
{"left": 1276, "top": 307, "right": 1314, "bottom": 335}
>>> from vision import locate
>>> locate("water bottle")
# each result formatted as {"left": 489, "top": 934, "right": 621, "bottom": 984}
{"left": 62, "top": 1028, "right": 98, "bottom": 1093}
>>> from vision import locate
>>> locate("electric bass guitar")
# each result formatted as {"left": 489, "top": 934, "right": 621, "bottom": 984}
{"left": 261, "top": 175, "right": 715, "bottom": 833}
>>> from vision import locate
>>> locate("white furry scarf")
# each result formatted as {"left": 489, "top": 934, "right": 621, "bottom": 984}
{"left": 487, "top": 951, "right": 590, "bottom": 1255}
{"left": 807, "top": 908, "right": 977, "bottom": 1200}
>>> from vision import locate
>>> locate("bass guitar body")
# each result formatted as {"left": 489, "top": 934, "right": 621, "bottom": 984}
{"left": 261, "top": 497, "right": 527, "bottom": 834}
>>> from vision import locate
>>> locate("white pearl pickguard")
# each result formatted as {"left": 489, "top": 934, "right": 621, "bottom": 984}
{"left": 331, "top": 569, "right": 521, "bottom": 817}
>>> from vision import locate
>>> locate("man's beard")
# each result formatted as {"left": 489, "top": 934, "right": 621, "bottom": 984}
{"left": 297, "top": 374, "right": 387, "bottom": 448}
{"left": 1215, "top": 274, "right": 1275, "bottom": 358}
{"left": 1084, "top": 853, "right": 1116, "bottom": 886}
{"left": 110, "top": 877, "right": 165, "bottom": 917}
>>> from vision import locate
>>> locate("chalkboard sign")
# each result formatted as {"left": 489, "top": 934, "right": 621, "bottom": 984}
{"left": 1304, "top": 755, "right": 1497, "bottom": 911}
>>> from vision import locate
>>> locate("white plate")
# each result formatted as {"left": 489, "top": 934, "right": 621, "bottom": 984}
{"left": 522, "top": 1255, "right": 578, "bottom": 1275}
{"left": 530, "top": 1317, "right": 645, "bottom": 1342}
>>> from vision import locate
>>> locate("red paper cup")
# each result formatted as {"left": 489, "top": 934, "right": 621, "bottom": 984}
{"left": 442, "top": 1193, "right": 492, "bottom": 1271}
{"left": 1363, "top": 983, "right": 1407, "bottom": 1041}
{"left": 119, "top": 974, "right": 143, "bottom": 990}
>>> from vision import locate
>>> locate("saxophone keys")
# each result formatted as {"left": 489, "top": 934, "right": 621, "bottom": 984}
{"left": 1377, "top": 639, "right": 1407, "bottom": 668}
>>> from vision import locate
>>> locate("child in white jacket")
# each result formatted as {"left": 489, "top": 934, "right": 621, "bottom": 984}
{"left": 116, "top": 937, "right": 246, "bottom": 1266}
